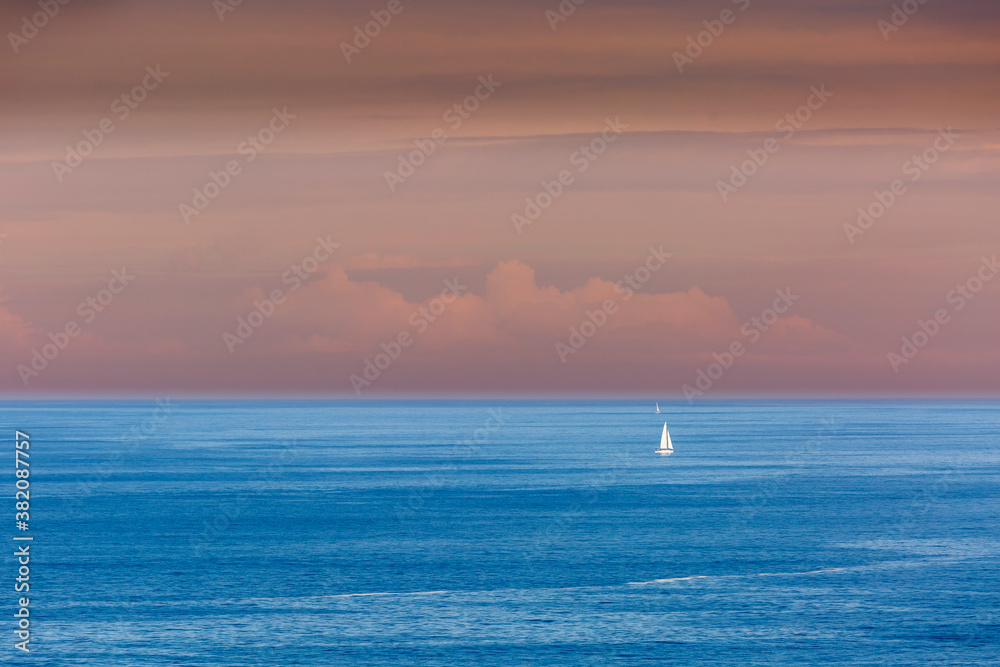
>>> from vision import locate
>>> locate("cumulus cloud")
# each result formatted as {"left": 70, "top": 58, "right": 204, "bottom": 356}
{"left": 234, "top": 260, "right": 840, "bottom": 369}
{"left": 0, "top": 261, "right": 917, "bottom": 394}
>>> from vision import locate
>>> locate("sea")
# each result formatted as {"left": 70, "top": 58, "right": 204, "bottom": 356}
{"left": 3, "top": 399, "right": 998, "bottom": 665}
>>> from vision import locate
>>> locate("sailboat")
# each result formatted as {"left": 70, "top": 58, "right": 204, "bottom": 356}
{"left": 655, "top": 402, "right": 660, "bottom": 414}
{"left": 655, "top": 422, "right": 674, "bottom": 456}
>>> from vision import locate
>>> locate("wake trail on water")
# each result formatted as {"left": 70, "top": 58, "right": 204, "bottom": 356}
{"left": 627, "top": 567, "right": 845, "bottom": 586}
{"left": 236, "top": 566, "right": 848, "bottom": 604}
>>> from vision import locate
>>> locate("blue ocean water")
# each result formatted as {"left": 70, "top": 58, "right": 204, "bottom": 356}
{"left": 3, "top": 399, "right": 999, "bottom": 665}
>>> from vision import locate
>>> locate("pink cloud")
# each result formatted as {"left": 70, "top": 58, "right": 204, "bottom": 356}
{"left": 248, "top": 260, "right": 842, "bottom": 369}
{"left": 5, "top": 259, "right": 967, "bottom": 394}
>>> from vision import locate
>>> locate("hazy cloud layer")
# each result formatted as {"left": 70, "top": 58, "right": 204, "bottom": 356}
{"left": 1, "top": 0, "right": 998, "bottom": 395}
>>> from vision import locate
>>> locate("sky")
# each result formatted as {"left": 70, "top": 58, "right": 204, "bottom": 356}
{"left": 0, "top": 0, "right": 998, "bottom": 397}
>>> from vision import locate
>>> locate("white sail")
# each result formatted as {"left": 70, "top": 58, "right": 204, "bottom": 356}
{"left": 655, "top": 402, "right": 660, "bottom": 413}
{"left": 656, "top": 422, "right": 673, "bottom": 455}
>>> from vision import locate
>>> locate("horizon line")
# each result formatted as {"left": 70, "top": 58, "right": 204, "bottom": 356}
{"left": 2, "top": 392, "right": 999, "bottom": 402}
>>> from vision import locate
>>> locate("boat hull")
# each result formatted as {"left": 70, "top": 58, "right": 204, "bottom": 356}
{"left": 655, "top": 449, "right": 673, "bottom": 456}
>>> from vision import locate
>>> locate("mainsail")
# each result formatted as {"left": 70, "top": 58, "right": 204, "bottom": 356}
{"left": 656, "top": 422, "right": 673, "bottom": 454}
